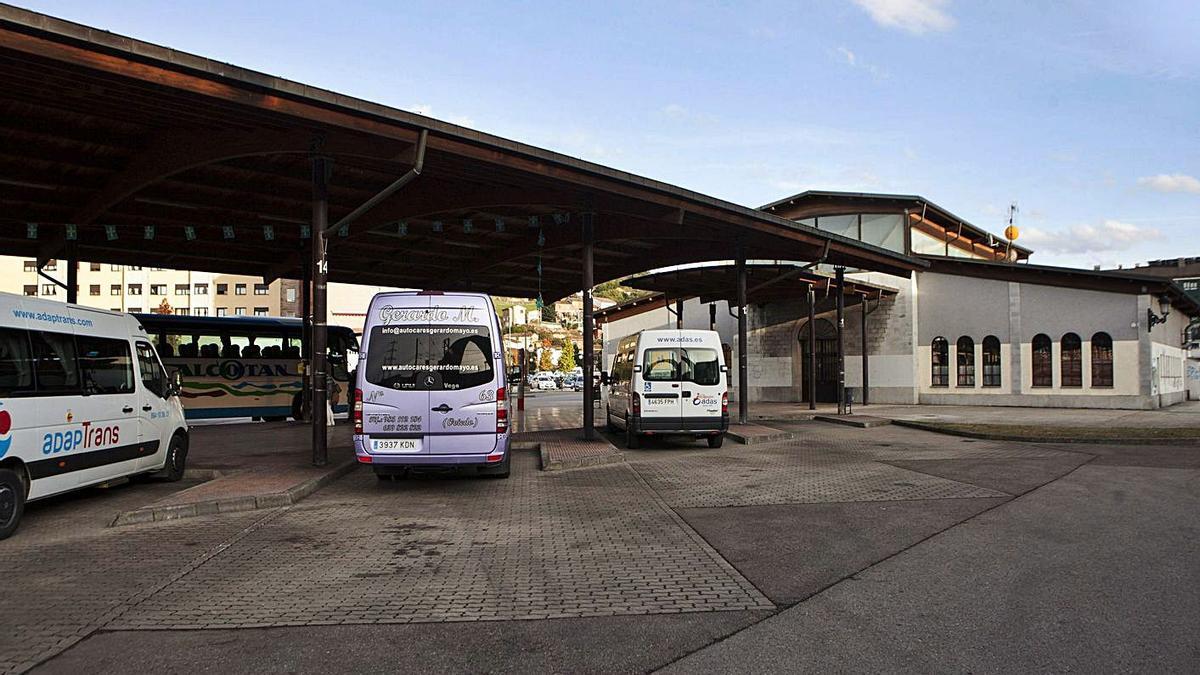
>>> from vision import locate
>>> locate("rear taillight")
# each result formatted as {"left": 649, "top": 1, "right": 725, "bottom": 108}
{"left": 721, "top": 392, "right": 728, "bottom": 414}
{"left": 496, "top": 386, "right": 508, "bottom": 433}
{"left": 631, "top": 392, "right": 641, "bottom": 414}
{"left": 354, "top": 388, "right": 363, "bottom": 434}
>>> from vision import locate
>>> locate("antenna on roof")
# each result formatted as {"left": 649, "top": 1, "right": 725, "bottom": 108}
{"left": 1003, "top": 202, "right": 1019, "bottom": 262}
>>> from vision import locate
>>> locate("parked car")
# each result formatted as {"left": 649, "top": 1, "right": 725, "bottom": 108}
{"left": 563, "top": 374, "right": 583, "bottom": 391}
{"left": 533, "top": 374, "right": 558, "bottom": 390}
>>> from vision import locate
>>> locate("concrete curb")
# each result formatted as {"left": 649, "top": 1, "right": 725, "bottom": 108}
{"left": 813, "top": 414, "right": 893, "bottom": 429}
{"left": 110, "top": 459, "right": 358, "bottom": 527}
{"left": 726, "top": 428, "right": 797, "bottom": 445}
{"left": 891, "top": 419, "right": 1200, "bottom": 445}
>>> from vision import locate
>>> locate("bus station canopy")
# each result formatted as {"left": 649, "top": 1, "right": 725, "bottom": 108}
{"left": 600, "top": 262, "right": 899, "bottom": 319}
{"left": 0, "top": 6, "right": 924, "bottom": 301}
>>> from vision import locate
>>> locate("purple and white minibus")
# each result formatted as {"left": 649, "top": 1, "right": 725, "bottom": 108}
{"left": 354, "top": 291, "right": 511, "bottom": 479}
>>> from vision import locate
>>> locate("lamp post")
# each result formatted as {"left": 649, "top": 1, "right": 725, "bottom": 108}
{"left": 1148, "top": 294, "right": 1171, "bottom": 331}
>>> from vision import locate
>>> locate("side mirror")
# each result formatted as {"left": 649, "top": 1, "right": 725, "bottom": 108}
{"left": 166, "top": 370, "right": 182, "bottom": 398}
{"left": 720, "top": 364, "right": 729, "bottom": 373}
{"left": 633, "top": 364, "right": 643, "bottom": 373}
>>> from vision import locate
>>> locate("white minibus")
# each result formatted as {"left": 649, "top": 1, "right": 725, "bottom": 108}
{"left": 354, "top": 291, "right": 511, "bottom": 479}
{"left": 604, "top": 329, "right": 729, "bottom": 449}
{"left": 0, "top": 293, "right": 189, "bottom": 539}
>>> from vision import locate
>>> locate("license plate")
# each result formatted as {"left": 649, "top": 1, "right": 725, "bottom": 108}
{"left": 371, "top": 438, "right": 422, "bottom": 453}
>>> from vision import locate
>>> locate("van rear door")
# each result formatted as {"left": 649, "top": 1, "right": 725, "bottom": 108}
{"left": 361, "top": 295, "right": 430, "bottom": 455}
{"left": 428, "top": 298, "right": 498, "bottom": 456}
{"left": 678, "top": 340, "right": 725, "bottom": 423}
{"left": 639, "top": 333, "right": 685, "bottom": 425}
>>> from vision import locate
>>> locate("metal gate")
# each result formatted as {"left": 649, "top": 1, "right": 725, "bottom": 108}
{"left": 799, "top": 319, "right": 838, "bottom": 403}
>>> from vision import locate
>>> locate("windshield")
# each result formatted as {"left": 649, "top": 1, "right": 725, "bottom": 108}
{"left": 641, "top": 347, "right": 721, "bottom": 386}
{"left": 365, "top": 324, "right": 493, "bottom": 391}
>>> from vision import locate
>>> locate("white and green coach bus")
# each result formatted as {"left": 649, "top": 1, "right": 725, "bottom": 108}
{"left": 135, "top": 314, "right": 358, "bottom": 421}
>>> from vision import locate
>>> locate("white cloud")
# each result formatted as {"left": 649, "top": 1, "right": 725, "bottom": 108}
{"left": 833, "top": 46, "right": 889, "bottom": 79}
{"left": 1137, "top": 173, "right": 1200, "bottom": 194}
{"left": 851, "top": 0, "right": 956, "bottom": 35}
{"left": 661, "top": 103, "right": 689, "bottom": 119}
{"left": 1020, "top": 219, "right": 1161, "bottom": 255}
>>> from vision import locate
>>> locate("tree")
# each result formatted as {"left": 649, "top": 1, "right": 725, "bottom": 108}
{"left": 557, "top": 342, "right": 577, "bottom": 372}
{"left": 537, "top": 348, "right": 554, "bottom": 372}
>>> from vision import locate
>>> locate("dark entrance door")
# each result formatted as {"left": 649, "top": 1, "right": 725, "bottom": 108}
{"left": 799, "top": 319, "right": 838, "bottom": 403}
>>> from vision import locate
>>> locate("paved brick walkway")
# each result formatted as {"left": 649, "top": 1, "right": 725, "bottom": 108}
{"left": 0, "top": 510, "right": 265, "bottom": 673}
{"left": 2, "top": 416, "right": 1106, "bottom": 673}
{"left": 107, "top": 452, "right": 770, "bottom": 630}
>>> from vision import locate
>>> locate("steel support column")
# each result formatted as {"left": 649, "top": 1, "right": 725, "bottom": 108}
{"left": 709, "top": 303, "right": 716, "bottom": 331}
{"left": 65, "top": 241, "right": 78, "bottom": 304}
{"left": 581, "top": 212, "right": 596, "bottom": 440}
{"left": 807, "top": 285, "right": 816, "bottom": 410}
{"left": 675, "top": 298, "right": 683, "bottom": 329}
{"left": 836, "top": 267, "right": 846, "bottom": 415}
{"left": 311, "top": 156, "right": 331, "bottom": 466}
{"left": 736, "top": 250, "right": 748, "bottom": 424}
{"left": 861, "top": 296, "right": 870, "bottom": 406}
{"left": 299, "top": 238, "right": 311, "bottom": 422}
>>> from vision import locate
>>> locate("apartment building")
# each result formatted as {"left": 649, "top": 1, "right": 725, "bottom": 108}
{"left": 3, "top": 256, "right": 300, "bottom": 318}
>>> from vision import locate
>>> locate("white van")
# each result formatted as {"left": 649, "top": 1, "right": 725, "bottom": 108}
{"left": 354, "top": 291, "right": 511, "bottom": 479}
{"left": 604, "top": 329, "right": 728, "bottom": 449}
{"left": 0, "top": 293, "right": 189, "bottom": 539}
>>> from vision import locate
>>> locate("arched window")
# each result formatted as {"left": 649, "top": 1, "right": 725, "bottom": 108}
{"left": 1061, "top": 333, "right": 1082, "bottom": 387}
{"left": 1092, "top": 332, "right": 1113, "bottom": 388}
{"left": 956, "top": 336, "right": 975, "bottom": 387}
{"left": 1032, "top": 334, "right": 1053, "bottom": 388}
{"left": 982, "top": 336, "right": 1001, "bottom": 387}
{"left": 931, "top": 337, "right": 949, "bottom": 387}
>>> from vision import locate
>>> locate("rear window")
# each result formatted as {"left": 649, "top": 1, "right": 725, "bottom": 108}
{"left": 365, "top": 325, "right": 493, "bottom": 391}
{"left": 641, "top": 347, "right": 721, "bottom": 386}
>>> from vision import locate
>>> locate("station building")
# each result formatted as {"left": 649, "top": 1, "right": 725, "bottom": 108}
{"left": 598, "top": 191, "right": 1200, "bottom": 410}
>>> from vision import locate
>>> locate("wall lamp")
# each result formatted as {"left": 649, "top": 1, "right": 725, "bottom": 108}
{"left": 1147, "top": 294, "right": 1171, "bottom": 331}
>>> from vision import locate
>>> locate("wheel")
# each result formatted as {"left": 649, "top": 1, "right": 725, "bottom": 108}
{"left": 484, "top": 452, "right": 511, "bottom": 479}
{"left": 262, "top": 416, "right": 286, "bottom": 422}
{"left": 162, "top": 434, "right": 188, "bottom": 482}
{"left": 707, "top": 433, "right": 725, "bottom": 449}
{"left": 0, "top": 468, "right": 26, "bottom": 541}
{"left": 626, "top": 423, "right": 641, "bottom": 449}
{"left": 605, "top": 407, "right": 618, "bottom": 433}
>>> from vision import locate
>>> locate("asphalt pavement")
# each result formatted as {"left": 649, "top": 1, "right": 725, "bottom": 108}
{"left": 6, "top": 418, "right": 1199, "bottom": 674}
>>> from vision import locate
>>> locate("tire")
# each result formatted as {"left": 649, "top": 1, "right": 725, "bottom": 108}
{"left": 162, "top": 434, "right": 188, "bottom": 482}
{"left": 605, "top": 407, "right": 618, "bottom": 433}
{"left": 707, "top": 433, "right": 725, "bottom": 449}
{"left": 626, "top": 424, "right": 641, "bottom": 449}
{"left": 484, "top": 452, "right": 511, "bottom": 479}
{"left": 0, "top": 468, "right": 26, "bottom": 541}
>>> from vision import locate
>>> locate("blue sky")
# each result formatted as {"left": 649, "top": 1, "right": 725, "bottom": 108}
{"left": 17, "top": 0, "right": 1200, "bottom": 268}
